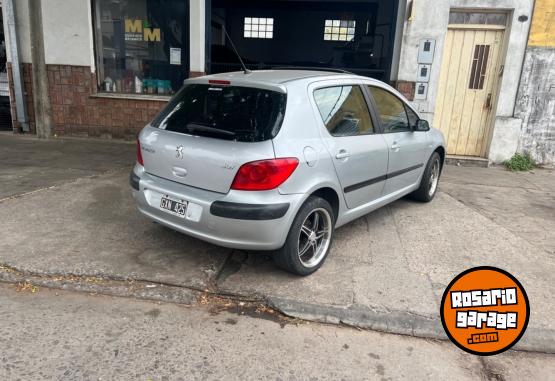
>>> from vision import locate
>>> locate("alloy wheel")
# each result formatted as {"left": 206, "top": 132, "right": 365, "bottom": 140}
{"left": 297, "top": 208, "right": 332, "bottom": 268}
{"left": 429, "top": 158, "right": 440, "bottom": 197}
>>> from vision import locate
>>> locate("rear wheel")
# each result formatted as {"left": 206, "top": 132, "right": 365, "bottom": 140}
{"left": 409, "top": 152, "right": 441, "bottom": 202}
{"left": 274, "top": 196, "right": 334, "bottom": 276}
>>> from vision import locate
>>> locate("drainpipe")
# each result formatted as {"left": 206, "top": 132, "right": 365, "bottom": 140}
{"left": 28, "top": 0, "right": 53, "bottom": 138}
{"left": 4, "top": 0, "right": 29, "bottom": 132}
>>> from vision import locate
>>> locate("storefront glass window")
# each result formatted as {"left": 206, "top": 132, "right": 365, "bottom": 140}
{"left": 94, "top": 0, "right": 188, "bottom": 95}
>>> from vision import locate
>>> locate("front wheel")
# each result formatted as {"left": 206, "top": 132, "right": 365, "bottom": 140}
{"left": 409, "top": 152, "right": 442, "bottom": 202}
{"left": 273, "top": 196, "right": 335, "bottom": 276}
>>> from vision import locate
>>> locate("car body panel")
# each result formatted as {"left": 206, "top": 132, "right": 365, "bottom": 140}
{"left": 139, "top": 126, "right": 276, "bottom": 194}
{"left": 131, "top": 164, "right": 303, "bottom": 249}
{"left": 380, "top": 131, "right": 429, "bottom": 194}
{"left": 304, "top": 79, "right": 390, "bottom": 209}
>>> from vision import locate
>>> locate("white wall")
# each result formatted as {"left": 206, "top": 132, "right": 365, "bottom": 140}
{"left": 4, "top": 0, "right": 93, "bottom": 66}
{"left": 41, "top": 0, "right": 93, "bottom": 66}
{"left": 396, "top": 0, "right": 534, "bottom": 161}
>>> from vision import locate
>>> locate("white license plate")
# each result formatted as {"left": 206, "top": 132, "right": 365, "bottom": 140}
{"left": 160, "top": 196, "right": 187, "bottom": 218}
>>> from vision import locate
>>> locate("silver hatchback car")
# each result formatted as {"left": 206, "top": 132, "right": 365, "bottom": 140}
{"left": 131, "top": 70, "right": 445, "bottom": 275}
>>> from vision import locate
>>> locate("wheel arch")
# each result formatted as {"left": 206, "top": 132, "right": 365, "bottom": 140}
{"left": 434, "top": 145, "right": 446, "bottom": 171}
{"left": 310, "top": 187, "right": 340, "bottom": 222}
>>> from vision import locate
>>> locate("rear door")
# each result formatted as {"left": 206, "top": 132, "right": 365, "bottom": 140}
{"left": 140, "top": 83, "right": 286, "bottom": 194}
{"left": 366, "top": 86, "right": 429, "bottom": 194}
{"left": 312, "top": 83, "right": 389, "bottom": 209}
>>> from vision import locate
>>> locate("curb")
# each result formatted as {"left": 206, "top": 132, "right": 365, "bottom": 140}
{"left": 0, "top": 268, "right": 198, "bottom": 306}
{"left": 1, "top": 267, "right": 552, "bottom": 354}
{"left": 267, "top": 297, "right": 555, "bottom": 354}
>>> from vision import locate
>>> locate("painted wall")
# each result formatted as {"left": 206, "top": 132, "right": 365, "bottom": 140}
{"left": 42, "top": 0, "right": 93, "bottom": 66}
{"left": 514, "top": 0, "right": 555, "bottom": 166}
{"left": 396, "top": 0, "right": 534, "bottom": 162}
{"left": 3, "top": 0, "right": 93, "bottom": 66}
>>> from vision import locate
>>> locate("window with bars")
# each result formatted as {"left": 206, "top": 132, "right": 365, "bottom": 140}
{"left": 469, "top": 45, "right": 490, "bottom": 90}
{"left": 324, "top": 20, "right": 355, "bottom": 41}
{"left": 243, "top": 17, "right": 274, "bottom": 39}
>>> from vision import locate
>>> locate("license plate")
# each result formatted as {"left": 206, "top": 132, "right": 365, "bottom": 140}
{"left": 160, "top": 196, "right": 187, "bottom": 218}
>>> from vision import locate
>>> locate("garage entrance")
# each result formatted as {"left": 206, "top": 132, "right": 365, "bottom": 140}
{"left": 208, "top": 0, "right": 400, "bottom": 81}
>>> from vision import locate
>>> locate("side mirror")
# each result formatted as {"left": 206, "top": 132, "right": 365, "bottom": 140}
{"left": 415, "top": 119, "right": 430, "bottom": 131}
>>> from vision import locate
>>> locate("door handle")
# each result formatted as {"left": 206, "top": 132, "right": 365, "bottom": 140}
{"left": 390, "top": 141, "right": 400, "bottom": 151}
{"left": 335, "top": 150, "right": 350, "bottom": 160}
{"left": 486, "top": 93, "right": 492, "bottom": 110}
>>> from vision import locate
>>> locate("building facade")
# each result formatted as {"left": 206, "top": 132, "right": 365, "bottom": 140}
{"left": 2, "top": 0, "right": 553, "bottom": 165}
{"left": 514, "top": 0, "right": 555, "bottom": 164}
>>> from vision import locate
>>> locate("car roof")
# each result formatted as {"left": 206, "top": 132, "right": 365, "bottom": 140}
{"left": 202, "top": 70, "right": 351, "bottom": 84}
{"left": 185, "top": 70, "right": 385, "bottom": 92}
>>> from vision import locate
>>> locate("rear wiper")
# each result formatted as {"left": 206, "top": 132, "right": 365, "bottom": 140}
{"left": 185, "top": 123, "right": 236, "bottom": 137}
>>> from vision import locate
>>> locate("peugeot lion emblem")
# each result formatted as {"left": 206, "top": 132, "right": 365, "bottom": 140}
{"left": 175, "top": 145, "right": 184, "bottom": 160}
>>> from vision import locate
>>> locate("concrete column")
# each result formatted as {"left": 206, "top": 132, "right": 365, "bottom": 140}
{"left": 28, "top": 0, "right": 53, "bottom": 138}
{"left": 189, "top": 0, "right": 206, "bottom": 77}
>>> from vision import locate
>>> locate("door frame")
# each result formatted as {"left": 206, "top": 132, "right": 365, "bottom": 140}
{"left": 436, "top": 9, "right": 511, "bottom": 158}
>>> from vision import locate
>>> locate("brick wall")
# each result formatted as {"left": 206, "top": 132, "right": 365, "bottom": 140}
{"left": 394, "top": 81, "right": 415, "bottom": 101}
{"left": 8, "top": 63, "right": 169, "bottom": 139}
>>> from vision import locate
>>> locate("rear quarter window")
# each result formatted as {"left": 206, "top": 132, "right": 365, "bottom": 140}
{"left": 152, "top": 84, "right": 286, "bottom": 142}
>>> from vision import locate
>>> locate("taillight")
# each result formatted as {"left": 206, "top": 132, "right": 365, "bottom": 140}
{"left": 136, "top": 139, "right": 144, "bottom": 166}
{"left": 231, "top": 158, "right": 299, "bottom": 191}
{"left": 208, "top": 79, "right": 231, "bottom": 85}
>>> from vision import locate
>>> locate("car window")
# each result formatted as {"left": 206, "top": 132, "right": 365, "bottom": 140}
{"left": 151, "top": 84, "right": 286, "bottom": 142}
{"left": 406, "top": 105, "right": 419, "bottom": 129}
{"left": 368, "top": 86, "right": 410, "bottom": 133}
{"left": 313, "top": 86, "right": 374, "bottom": 137}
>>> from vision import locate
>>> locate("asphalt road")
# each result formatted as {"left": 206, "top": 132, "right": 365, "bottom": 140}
{"left": 1, "top": 283, "right": 553, "bottom": 380}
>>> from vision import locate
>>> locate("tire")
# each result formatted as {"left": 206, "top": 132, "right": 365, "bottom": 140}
{"left": 409, "top": 152, "right": 442, "bottom": 202}
{"left": 273, "top": 196, "right": 335, "bottom": 276}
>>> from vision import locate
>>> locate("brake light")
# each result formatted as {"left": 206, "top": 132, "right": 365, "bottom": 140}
{"left": 231, "top": 158, "right": 299, "bottom": 191}
{"left": 136, "top": 139, "right": 144, "bottom": 166}
{"left": 208, "top": 79, "right": 231, "bottom": 85}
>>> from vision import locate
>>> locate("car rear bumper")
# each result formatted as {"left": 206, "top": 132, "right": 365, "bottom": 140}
{"left": 130, "top": 165, "right": 305, "bottom": 250}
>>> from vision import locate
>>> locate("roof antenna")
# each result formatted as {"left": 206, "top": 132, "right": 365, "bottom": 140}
{"left": 222, "top": 25, "right": 251, "bottom": 74}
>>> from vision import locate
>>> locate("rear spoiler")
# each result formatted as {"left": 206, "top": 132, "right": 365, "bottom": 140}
{"left": 184, "top": 75, "right": 287, "bottom": 94}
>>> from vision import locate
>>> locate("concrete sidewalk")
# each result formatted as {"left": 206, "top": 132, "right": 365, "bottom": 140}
{"left": 0, "top": 134, "right": 554, "bottom": 352}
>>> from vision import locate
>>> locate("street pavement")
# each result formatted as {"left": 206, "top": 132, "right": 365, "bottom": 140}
{"left": 0, "top": 133, "right": 554, "bottom": 354}
{"left": 1, "top": 283, "right": 554, "bottom": 380}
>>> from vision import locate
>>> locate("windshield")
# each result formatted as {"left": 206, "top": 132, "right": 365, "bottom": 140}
{"left": 152, "top": 84, "right": 287, "bottom": 142}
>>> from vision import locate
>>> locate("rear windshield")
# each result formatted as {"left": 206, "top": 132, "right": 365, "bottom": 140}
{"left": 152, "top": 84, "right": 286, "bottom": 142}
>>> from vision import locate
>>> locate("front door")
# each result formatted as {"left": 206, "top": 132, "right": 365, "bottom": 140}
{"left": 433, "top": 25, "right": 505, "bottom": 157}
{"left": 367, "top": 85, "right": 429, "bottom": 194}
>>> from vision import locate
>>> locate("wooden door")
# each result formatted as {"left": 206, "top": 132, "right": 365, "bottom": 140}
{"left": 433, "top": 26, "right": 505, "bottom": 157}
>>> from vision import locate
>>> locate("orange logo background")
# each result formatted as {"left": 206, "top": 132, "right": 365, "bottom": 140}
{"left": 440, "top": 266, "right": 529, "bottom": 355}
